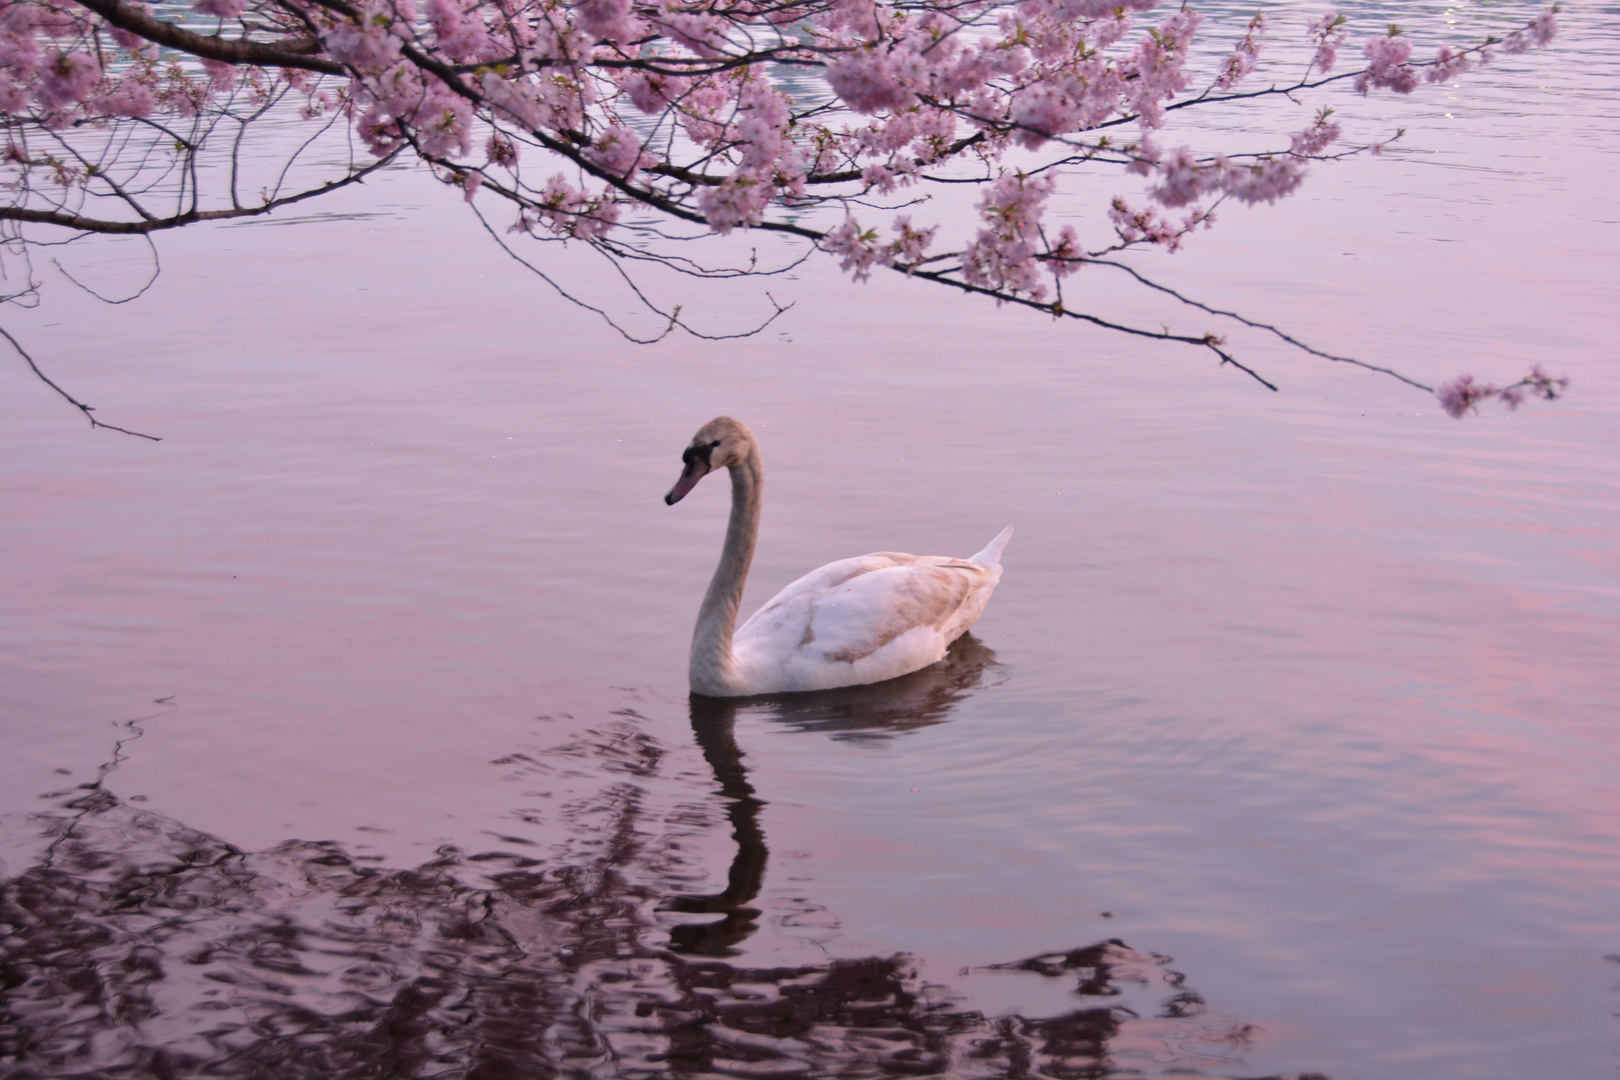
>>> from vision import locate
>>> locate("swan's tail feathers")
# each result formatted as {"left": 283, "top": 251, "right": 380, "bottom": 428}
{"left": 971, "top": 525, "right": 1014, "bottom": 567}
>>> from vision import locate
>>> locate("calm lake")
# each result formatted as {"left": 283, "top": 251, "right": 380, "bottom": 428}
{"left": 3, "top": 1, "right": 1617, "bottom": 1076}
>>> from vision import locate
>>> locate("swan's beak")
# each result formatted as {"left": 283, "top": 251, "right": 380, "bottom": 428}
{"left": 664, "top": 465, "right": 706, "bottom": 505}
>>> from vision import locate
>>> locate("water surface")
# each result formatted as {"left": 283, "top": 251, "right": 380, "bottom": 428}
{"left": 3, "top": 3, "right": 1618, "bottom": 1077}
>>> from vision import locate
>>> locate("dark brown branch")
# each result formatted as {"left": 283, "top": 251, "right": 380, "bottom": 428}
{"left": 0, "top": 149, "right": 401, "bottom": 234}
{"left": 71, "top": 0, "right": 345, "bottom": 74}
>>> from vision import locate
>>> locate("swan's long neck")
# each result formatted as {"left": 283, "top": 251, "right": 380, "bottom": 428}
{"left": 690, "top": 445, "right": 762, "bottom": 695}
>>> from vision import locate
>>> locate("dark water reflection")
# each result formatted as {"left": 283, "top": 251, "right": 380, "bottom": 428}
{"left": 666, "top": 635, "right": 999, "bottom": 957}
{"left": 2, "top": 671, "right": 1306, "bottom": 1080}
{"left": 664, "top": 696, "right": 768, "bottom": 957}
{"left": 751, "top": 633, "right": 1003, "bottom": 742}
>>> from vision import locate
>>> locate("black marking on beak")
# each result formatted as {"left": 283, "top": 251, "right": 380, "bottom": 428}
{"left": 665, "top": 440, "right": 722, "bottom": 505}
{"left": 683, "top": 440, "right": 720, "bottom": 471}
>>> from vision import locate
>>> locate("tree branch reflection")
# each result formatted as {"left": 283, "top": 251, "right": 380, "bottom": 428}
{"left": 0, "top": 643, "right": 1324, "bottom": 1079}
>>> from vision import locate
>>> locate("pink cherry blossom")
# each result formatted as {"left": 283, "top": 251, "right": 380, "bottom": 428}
{"left": 1010, "top": 83, "right": 1079, "bottom": 149}
{"left": 0, "top": 4, "right": 43, "bottom": 85}
{"left": 821, "top": 214, "right": 937, "bottom": 281}
{"left": 486, "top": 134, "right": 518, "bottom": 168}
{"left": 733, "top": 79, "right": 790, "bottom": 173}
{"left": 1046, "top": 223, "right": 1083, "bottom": 278}
{"left": 585, "top": 125, "right": 649, "bottom": 177}
{"left": 1426, "top": 45, "right": 1470, "bottom": 84}
{"left": 1437, "top": 366, "right": 1568, "bottom": 417}
{"left": 321, "top": 4, "right": 406, "bottom": 74}
{"left": 1506, "top": 10, "right": 1557, "bottom": 53}
{"left": 1308, "top": 12, "right": 1347, "bottom": 74}
{"left": 1436, "top": 373, "right": 1490, "bottom": 417}
{"left": 192, "top": 0, "right": 243, "bottom": 18}
{"left": 1015, "top": 0, "right": 1155, "bottom": 24}
{"left": 698, "top": 174, "right": 770, "bottom": 234}
{"left": 1215, "top": 12, "right": 1265, "bottom": 90}
{"left": 622, "top": 69, "right": 682, "bottom": 115}
{"left": 1520, "top": 365, "right": 1569, "bottom": 399}
{"left": 478, "top": 71, "right": 544, "bottom": 130}
{"left": 0, "top": 73, "right": 28, "bottom": 113}
{"left": 356, "top": 106, "right": 404, "bottom": 155}
{"left": 199, "top": 58, "right": 235, "bottom": 92}
{"left": 657, "top": 11, "right": 730, "bottom": 58}
{"left": 1222, "top": 156, "right": 1307, "bottom": 204}
{"left": 962, "top": 172, "right": 1056, "bottom": 300}
{"left": 826, "top": 48, "right": 915, "bottom": 115}
{"left": 532, "top": 173, "right": 620, "bottom": 239}
{"left": 887, "top": 215, "right": 937, "bottom": 270}
{"left": 822, "top": 216, "right": 881, "bottom": 280}
{"left": 429, "top": 0, "right": 495, "bottom": 61}
{"left": 1290, "top": 110, "right": 1342, "bottom": 155}
{"left": 1124, "top": 8, "right": 1203, "bottom": 129}
{"left": 411, "top": 81, "right": 474, "bottom": 158}
{"left": 91, "top": 81, "right": 155, "bottom": 118}
{"left": 35, "top": 49, "right": 98, "bottom": 109}
{"left": 821, "top": 0, "right": 880, "bottom": 38}
{"left": 575, "top": 0, "right": 641, "bottom": 45}
{"left": 1354, "top": 29, "right": 1419, "bottom": 95}
{"left": 1146, "top": 146, "right": 1205, "bottom": 206}
{"left": 107, "top": 23, "right": 149, "bottom": 53}
{"left": 1109, "top": 197, "right": 1193, "bottom": 251}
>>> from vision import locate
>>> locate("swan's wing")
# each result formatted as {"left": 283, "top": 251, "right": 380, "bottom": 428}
{"left": 735, "top": 552, "right": 1002, "bottom": 692}
{"left": 733, "top": 554, "right": 906, "bottom": 656}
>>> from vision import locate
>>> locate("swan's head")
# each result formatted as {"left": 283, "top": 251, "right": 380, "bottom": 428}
{"left": 665, "top": 416, "right": 755, "bottom": 505}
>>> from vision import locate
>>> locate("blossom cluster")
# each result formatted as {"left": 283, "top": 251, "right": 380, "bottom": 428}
{"left": 1308, "top": 12, "right": 1349, "bottom": 74}
{"left": 1107, "top": 197, "right": 1211, "bottom": 253}
{"left": 822, "top": 214, "right": 939, "bottom": 281}
{"left": 1436, "top": 366, "right": 1571, "bottom": 418}
{"left": 0, "top": 0, "right": 1566, "bottom": 404}
{"left": 1215, "top": 12, "right": 1266, "bottom": 90}
{"left": 0, "top": 0, "right": 1560, "bottom": 248}
{"left": 962, "top": 173, "right": 1058, "bottom": 299}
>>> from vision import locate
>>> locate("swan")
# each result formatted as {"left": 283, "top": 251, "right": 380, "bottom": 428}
{"left": 664, "top": 416, "right": 1012, "bottom": 697}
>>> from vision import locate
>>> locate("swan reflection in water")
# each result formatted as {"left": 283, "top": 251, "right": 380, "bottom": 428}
{"left": 667, "top": 632, "right": 1001, "bottom": 956}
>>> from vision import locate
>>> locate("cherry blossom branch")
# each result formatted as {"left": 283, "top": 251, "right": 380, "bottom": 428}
{"left": 0, "top": 0, "right": 1568, "bottom": 419}
{"left": 1437, "top": 368, "right": 1569, "bottom": 418}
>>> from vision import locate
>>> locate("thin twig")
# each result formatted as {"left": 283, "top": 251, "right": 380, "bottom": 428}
{"left": 895, "top": 262, "right": 1280, "bottom": 391}
{"left": 1083, "top": 258, "right": 1435, "bottom": 392}
{"left": 53, "top": 236, "right": 162, "bottom": 305}
{"left": 0, "top": 324, "right": 161, "bottom": 440}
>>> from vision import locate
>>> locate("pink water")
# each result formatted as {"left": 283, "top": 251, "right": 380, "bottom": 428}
{"left": 3, "top": 2, "right": 1618, "bottom": 1076}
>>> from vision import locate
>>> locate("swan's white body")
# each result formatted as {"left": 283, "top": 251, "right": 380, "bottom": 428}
{"left": 665, "top": 416, "right": 1011, "bottom": 697}
{"left": 728, "top": 533, "right": 1012, "bottom": 694}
